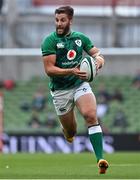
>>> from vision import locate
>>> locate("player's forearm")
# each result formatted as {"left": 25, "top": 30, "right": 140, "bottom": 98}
{"left": 45, "top": 66, "right": 73, "bottom": 76}
{"left": 89, "top": 47, "right": 105, "bottom": 69}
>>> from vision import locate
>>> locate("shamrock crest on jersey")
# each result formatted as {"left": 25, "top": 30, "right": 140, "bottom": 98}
{"left": 75, "top": 39, "right": 82, "bottom": 47}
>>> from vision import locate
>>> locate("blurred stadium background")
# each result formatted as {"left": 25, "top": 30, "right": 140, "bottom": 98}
{"left": 0, "top": 0, "right": 140, "bottom": 153}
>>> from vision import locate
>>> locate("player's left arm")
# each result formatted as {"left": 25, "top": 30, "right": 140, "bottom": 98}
{"left": 88, "top": 47, "right": 105, "bottom": 70}
{"left": 80, "top": 32, "right": 104, "bottom": 70}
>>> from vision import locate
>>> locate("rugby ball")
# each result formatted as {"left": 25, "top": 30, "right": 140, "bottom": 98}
{"left": 80, "top": 56, "right": 97, "bottom": 82}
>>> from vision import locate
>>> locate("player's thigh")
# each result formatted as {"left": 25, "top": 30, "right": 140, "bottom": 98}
{"left": 50, "top": 89, "right": 74, "bottom": 116}
{"left": 59, "top": 108, "right": 77, "bottom": 131}
{"left": 75, "top": 93, "right": 97, "bottom": 118}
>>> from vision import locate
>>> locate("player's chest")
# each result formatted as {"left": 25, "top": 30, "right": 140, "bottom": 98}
{"left": 56, "top": 38, "right": 83, "bottom": 59}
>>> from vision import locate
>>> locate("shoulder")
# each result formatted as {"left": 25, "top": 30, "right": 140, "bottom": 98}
{"left": 72, "top": 31, "right": 94, "bottom": 51}
{"left": 42, "top": 32, "right": 56, "bottom": 44}
{"left": 41, "top": 32, "right": 57, "bottom": 50}
{"left": 72, "top": 31, "right": 91, "bottom": 43}
{"left": 72, "top": 31, "right": 89, "bottom": 38}
{"left": 41, "top": 32, "right": 57, "bottom": 55}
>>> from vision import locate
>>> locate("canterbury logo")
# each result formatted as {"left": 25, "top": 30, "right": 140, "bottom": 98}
{"left": 57, "top": 43, "right": 64, "bottom": 48}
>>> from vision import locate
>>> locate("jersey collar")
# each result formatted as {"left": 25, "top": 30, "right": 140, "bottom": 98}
{"left": 56, "top": 31, "right": 72, "bottom": 38}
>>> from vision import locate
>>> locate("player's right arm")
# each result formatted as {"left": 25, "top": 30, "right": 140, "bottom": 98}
{"left": 43, "top": 54, "right": 69, "bottom": 76}
{"left": 42, "top": 54, "right": 85, "bottom": 77}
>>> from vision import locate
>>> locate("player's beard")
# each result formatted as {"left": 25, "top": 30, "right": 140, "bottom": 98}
{"left": 56, "top": 24, "right": 70, "bottom": 36}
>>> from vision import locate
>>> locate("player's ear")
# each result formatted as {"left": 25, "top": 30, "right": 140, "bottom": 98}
{"left": 70, "top": 19, "right": 73, "bottom": 25}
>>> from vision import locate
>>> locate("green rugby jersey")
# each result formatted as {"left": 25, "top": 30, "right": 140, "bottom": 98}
{"left": 41, "top": 31, "right": 94, "bottom": 91}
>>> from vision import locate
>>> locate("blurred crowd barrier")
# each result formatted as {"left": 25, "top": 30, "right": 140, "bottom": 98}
{"left": 0, "top": 0, "right": 140, "bottom": 48}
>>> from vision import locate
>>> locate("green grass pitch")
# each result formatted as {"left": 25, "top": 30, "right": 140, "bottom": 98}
{"left": 0, "top": 152, "right": 140, "bottom": 179}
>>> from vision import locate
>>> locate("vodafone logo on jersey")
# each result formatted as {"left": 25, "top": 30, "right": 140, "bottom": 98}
{"left": 67, "top": 50, "right": 76, "bottom": 60}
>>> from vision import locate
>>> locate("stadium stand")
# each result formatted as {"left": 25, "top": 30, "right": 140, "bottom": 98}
{"left": 3, "top": 75, "right": 140, "bottom": 134}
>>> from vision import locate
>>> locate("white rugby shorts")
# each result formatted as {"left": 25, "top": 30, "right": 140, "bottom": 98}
{"left": 50, "top": 82, "right": 94, "bottom": 115}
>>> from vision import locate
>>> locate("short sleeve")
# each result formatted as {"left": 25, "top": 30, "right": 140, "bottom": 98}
{"left": 80, "top": 33, "right": 94, "bottom": 53}
{"left": 41, "top": 35, "right": 56, "bottom": 56}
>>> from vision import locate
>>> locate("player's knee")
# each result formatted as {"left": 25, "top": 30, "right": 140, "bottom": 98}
{"left": 82, "top": 110, "right": 97, "bottom": 124}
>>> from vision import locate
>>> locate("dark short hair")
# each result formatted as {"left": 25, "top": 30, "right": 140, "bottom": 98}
{"left": 55, "top": 6, "right": 74, "bottom": 19}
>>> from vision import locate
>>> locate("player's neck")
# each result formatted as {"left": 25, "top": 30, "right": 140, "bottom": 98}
{"left": 56, "top": 30, "right": 72, "bottom": 37}
{"left": 65, "top": 31, "right": 71, "bottom": 37}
